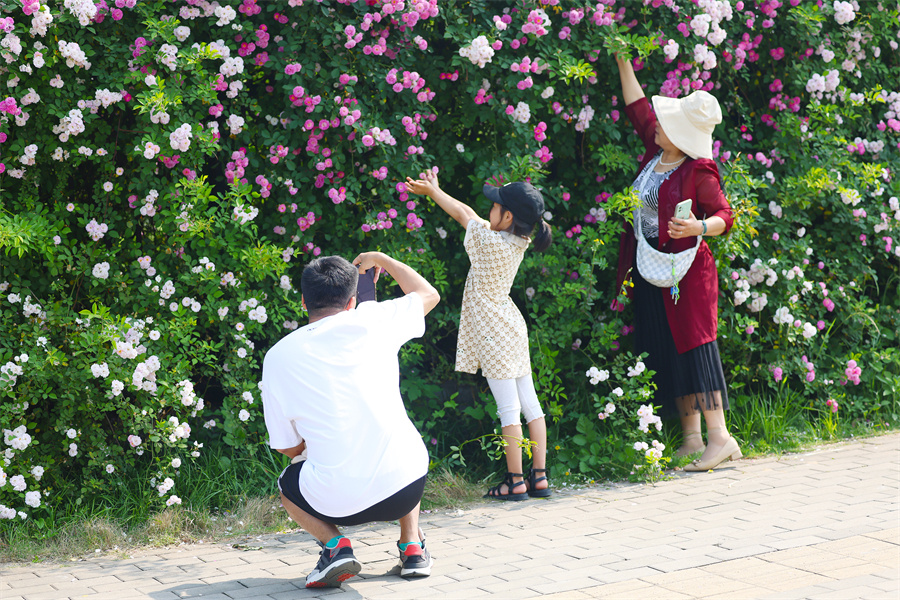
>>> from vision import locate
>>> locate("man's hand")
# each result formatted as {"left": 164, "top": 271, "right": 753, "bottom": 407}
{"left": 352, "top": 251, "right": 383, "bottom": 284}
{"left": 276, "top": 440, "right": 306, "bottom": 460}
{"left": 351, "top": 251, "right": 440, "bottom": 315}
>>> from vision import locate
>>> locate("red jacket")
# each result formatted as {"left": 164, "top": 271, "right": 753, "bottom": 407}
{"left": 615, "top": 97, "right": 735, "bottom": 354}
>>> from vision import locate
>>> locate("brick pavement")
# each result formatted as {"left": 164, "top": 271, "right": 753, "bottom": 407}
{"left": 2, "top": 433, "right": 898, "bottom": 600}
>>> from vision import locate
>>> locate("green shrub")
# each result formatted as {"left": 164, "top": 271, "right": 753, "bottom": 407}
{"left": 1, "top": 0, "right": 898, "bottom": 523}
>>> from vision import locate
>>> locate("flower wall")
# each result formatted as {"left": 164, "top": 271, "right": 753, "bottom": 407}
{"left": 1, "top": 0, "right": 899, "bottom": 520}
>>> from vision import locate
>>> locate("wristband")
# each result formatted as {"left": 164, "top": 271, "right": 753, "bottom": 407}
{"left": 701, "top": 220, "right": 708, "bottom": 236}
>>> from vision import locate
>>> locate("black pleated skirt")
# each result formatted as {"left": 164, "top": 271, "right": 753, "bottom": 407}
{"left": 632, "top": 238, "right": 729, "bottom": 418}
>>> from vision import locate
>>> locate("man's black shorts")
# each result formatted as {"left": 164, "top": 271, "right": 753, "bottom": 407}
{"left": 277, "top": 460, "right": 427, "bottom": 526}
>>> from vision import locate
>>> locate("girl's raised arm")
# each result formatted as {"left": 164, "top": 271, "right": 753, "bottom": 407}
{"left": 405, "top": 172, "right": 483, "bottom": 229}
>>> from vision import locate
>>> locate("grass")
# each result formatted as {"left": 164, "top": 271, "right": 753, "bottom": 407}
{"left": 0, "top": 496, "right": 295, "bottom": 564}
{"left": 660, "top": 389, "right": 898, "bottom": 470}
{"left": 0, "top": 467, "right": 484, "bottom": 564}
{"left": 421, "top": 468, "right": 486, "bottom": 510}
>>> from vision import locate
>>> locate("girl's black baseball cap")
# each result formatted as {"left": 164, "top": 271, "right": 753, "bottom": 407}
{"left": 482, "top": 182, "right": 545, "bottom": 227}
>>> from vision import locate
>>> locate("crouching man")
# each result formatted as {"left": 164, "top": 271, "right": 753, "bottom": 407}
{"left": 261, "top": 252, "right": 440, "bottom": 588}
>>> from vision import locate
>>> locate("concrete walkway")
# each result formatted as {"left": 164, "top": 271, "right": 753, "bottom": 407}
{"left": 2, "top": 433, "right": 898, "bottom": 600}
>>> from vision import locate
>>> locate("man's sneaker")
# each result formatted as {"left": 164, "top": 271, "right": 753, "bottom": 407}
{"left": 398, "top": 540, "right": 433, "bottom": 578}
{"left": 305, "top": 538, "right": 362, "bottom": 588}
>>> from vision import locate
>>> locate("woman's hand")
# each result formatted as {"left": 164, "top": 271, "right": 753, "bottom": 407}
{"left": 668, "top": 213, "right": 702, "bottom": 239}
{"left": 616, "top": 55, "right": 645, "bottom": 105}
{"left": 669, "top": 214, "right": 727, "bottom": 238}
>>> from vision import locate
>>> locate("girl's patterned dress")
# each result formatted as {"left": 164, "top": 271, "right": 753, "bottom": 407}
{"left": 455, "top": 219, "right": 531, "bottom": 379}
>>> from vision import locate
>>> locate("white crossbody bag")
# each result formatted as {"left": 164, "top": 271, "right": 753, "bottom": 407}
{"left": 631, "top": 163, "right": 701, "bottom": 304}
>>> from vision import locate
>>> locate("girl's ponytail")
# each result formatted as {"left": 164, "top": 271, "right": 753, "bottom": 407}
{"left": 531, "top": 219, "right": 552, "bottom": 252}
{"left": 498, "top": 204, "right": 552, "bottom": 252}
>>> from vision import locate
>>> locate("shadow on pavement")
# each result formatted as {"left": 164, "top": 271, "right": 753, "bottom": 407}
{"left": 154, "top": 569, "right": 428, "bottom": 600}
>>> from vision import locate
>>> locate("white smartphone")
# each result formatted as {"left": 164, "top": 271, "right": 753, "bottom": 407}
{"left": 674, "top": 199, "right": 693, "bottom": 220}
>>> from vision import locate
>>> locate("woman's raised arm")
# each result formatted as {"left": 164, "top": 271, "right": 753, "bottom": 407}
{"left": 617, "top": 57, "right": 645, "bottom": 106}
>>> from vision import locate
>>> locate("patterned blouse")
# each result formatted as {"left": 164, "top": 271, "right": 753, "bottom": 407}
{"left": 455, "top": 219, "right": 532, "bottom": 380}
{"left": 633, "top": 152, "right": 676, "bottom": 240}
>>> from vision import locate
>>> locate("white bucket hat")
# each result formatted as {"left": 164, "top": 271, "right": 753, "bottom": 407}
{"left": 652, "top": 90, "right": 722, "bottom": 160}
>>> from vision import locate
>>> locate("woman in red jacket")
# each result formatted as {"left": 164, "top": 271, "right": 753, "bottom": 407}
{"left": 613, "top": 57, "right": 742, "bottom": 471}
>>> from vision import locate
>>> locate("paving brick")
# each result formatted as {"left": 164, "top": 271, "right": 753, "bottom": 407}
{"left": 538, "top": 591, "right": 593, "bottom": 600}
{"left": 271, "top": 589, "right": 348, "bottom": 600}
{"left": 806, "top": 562, "right": 891, "bottom": 581}
{"left": 82, "top": 579, "right": 153, "bottom": 595}
{"left": 653, "top": 571, "right": 762, "bottom": 597}
{"left": 590, "top": 581, "right": 695, "bottom": 600}
{"left": 2, "top": 433, "right": 898, "bottom": 600}
{"left": 526, "top": 576, "right": 614, "bottom": 596}
{"left": 819, "top": 536, "right": 900, "bottom": 567}
{"left": 768, "top": 534, "right": 834, "bottom": 550}
{"left": 703, "top": 588, "right": 772, "bottom": 600}
{"left": 863, "top": 527, "right": 900, "bottom": 543}
{"left": 8, "top": 573, "right": 73, "bottom": 588}
{"left": 479, "top": 574, "right": 555, "bottom": 592}
{"left": 429, "top": 574, "right": 510, "bottom": 594}
{"left": 747, "top": 569, "right": 834, "bottom": 592}
{"left": 591, "top": 565, "right": 665, "bottom": 584}
{"left": 868, "top": 573, "right": 900, "bottom": 593}
{"left": 1, "top": 583, "right": 58, "bottom": 596}
{"left": 256, "top": 564, "right": 305, "bottom": 580}
{"left": 138, "top": 578, "right": 207, "bottom": 592}
{"left": 173, "top": 580, "right": 253, "bottom": 597}
{"left": 12, "top": 592, "right": 77, "bottom": 600}
{"left": 650, "top": 553, "right": 720, "bottom": 573}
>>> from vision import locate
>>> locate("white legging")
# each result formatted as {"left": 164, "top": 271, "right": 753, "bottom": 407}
{"left": 487, "top": 375, "right": 545, "bottom": 428}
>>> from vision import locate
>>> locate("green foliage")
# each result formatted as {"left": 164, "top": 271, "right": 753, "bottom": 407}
{"left": 0, "top": 0, "right": 898, "bottom": 530}
{"left": 0, "top": 210, "right": 50, "bottom": 258}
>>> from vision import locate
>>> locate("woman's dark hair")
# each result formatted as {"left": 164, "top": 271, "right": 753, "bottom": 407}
{"left": 500, "top": 206, "right": 553, "bottom": 252}
{"left": 300, "top": 256, "right": 358, "bottom": 315}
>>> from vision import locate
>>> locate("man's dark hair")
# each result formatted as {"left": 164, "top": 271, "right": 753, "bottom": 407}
{"left": 301, "top": 256, "right": 357, "bottom": 315}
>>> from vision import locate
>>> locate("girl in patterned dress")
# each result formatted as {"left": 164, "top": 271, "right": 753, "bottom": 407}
{"left": 405, "top": 172, "right": 553, "bottom": 500}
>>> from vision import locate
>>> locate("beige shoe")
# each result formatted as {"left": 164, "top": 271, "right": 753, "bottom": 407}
{"left": 673, "top": 431, "right": 706, "bottom": 459}
{"left": 683, "top": 436, "right": 742, "bottom": 471}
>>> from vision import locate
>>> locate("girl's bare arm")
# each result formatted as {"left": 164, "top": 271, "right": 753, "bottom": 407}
{"left": 405, "top": 172, "right": 483, "bottom": 228}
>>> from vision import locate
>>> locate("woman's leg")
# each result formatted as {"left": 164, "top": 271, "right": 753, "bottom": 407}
{"left": 674, "top": 394, "right": 705, "bottom": 457}
{"left": 700, "top": 393, "right": 731, "bottom": 456}
{"left": 684, "top": 391, "right": 742, "bottom": 470}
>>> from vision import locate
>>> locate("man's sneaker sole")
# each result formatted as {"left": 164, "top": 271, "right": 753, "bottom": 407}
{"left": 305, "top": 557, "right": 362, "bottom": 588}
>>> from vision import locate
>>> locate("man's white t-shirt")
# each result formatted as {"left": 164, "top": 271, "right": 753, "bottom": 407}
{"left": 261, "top": 292, "right": 429, "bottom": 518}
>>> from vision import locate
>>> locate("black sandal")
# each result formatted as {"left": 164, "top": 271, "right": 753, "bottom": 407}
{"left": 483, "top": 472, "right": 528, "bottom": 501}
{"left": 527, "top": 468, "right": 552, "bottom": 498}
